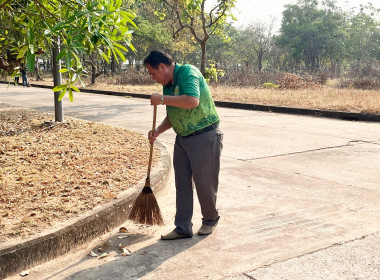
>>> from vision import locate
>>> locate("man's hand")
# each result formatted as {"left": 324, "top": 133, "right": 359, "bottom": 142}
{"left": 148, "top": 129, "right": 159, "bottom": 144}
{"left": 151, "top": 93, "right": 162, "bottom": 106}
{"left": 147, "top": 116, "right": 172, "bottom": 144}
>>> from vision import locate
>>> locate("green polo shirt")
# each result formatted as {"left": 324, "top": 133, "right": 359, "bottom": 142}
{"left": 163, "top": 64, "right": 219, "bottom": 136}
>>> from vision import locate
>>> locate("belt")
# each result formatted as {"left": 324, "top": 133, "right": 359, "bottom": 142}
{"left": 182, "top": 123, "right": 219, "bottom": 138}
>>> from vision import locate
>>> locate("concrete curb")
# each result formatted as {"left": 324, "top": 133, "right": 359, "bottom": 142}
{"left": 0, "top": 141, "right": 171, "bottom": 280}
{"left": 15, "top": 82, "right": 380, "bottom": 123}
{"left": 214, "top": 101, "right": 380, "bottom": 122}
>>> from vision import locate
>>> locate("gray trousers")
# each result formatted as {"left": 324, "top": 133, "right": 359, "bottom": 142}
{"left": 173, "top": 125, "right": 223, "bottom": 236}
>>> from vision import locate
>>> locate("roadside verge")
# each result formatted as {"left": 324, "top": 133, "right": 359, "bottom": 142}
{"left": 19, "top": 82, "right": 380, "bottom": 122}
{"left": 0, "top": 140, "right": 171, "bottom": 280}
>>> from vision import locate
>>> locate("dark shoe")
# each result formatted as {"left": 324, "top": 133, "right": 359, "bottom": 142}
{"left": 198, "top": 224, "right": 217, "bottom": 235}
{"left": 161, "top": 230, "right": 192, "bottom": 240}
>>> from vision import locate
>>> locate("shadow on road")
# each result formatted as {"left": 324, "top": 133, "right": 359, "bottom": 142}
{"left": 60, "top": 232, "right": 206, "bottom": 280}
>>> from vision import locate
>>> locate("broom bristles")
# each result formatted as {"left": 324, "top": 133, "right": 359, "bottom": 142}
{"left": 128, "top": 188, "right": 164, "bottom": 226}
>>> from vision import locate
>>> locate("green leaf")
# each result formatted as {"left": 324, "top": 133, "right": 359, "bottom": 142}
{"left": 57, "top": 49, "right": 67, "bottom": 61}
{"left": 53, "top": 84, "right": 67, "bottom": 92}
{"left": 115, "top": 0, "right": 122, "bottom": 10}
{"left": 88, "top": 15, "right": 92, "bottom": 32}
{"left": 70, "top": 84, "right": 80, "bottom": 92}
{"left": 120, "top": 11, "right": 135, "bottom": 19}
{"left": 72, "top": 73, "right": 78, "bottom": 82}
{"left": 58, "top": 87, "right": 67, "bottom": 101}
{"left": 114, "top": 46, "right": 126, "bottom": 62}
{"left": 110, "top": 48, "right": 119, "bottom": 64}
{"left": 70, "top": 50, "right": 80, "bottom": 64}
{"left": 114, "top": 43, "right": 128, "bottom": 52}
{"left": 88, "top": 2, "right": 99, "bottom": 11}
{"left": 123, "top": 16, "right": 137, "bottom": 29}
{"left": 17, "top": 45, "right": 29, "bottom": 59}
{"left": 27, "top": 51, "right": 35, "bottom": 72}
{"left": 125, "top": 40, "right": 136, "bottom": 52}
{"left": 66, "top": 51, "right": 72, "bottom": 69}
{"left": 78, "top": 76, "right": 86, "bottom": 88}
{"left": 69, "top": 88, "right": 74, "bottom": 102}
{"left": 52, "top": 21, "right": 66, "bottom": 32}
{"left": 98, "top": 49, "right": 110, "bottom": 63}
{"left": 59, "top": 69, "right": 68, "bottom": 73}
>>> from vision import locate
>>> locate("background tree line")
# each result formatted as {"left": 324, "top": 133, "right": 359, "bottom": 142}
{"left": 1, "top": 0, "right": 379, "bottom": 90}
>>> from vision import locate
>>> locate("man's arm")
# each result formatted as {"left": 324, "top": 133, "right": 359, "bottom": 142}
{"left": 148, "top": 115, "right": 172, "bottom": 143}
{"left": 151, "top": 93, "right": 199, "bottom": 109}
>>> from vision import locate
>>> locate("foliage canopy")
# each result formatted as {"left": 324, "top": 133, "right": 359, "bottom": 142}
{"left": 0, "top": 0, "right": 136, "bottom": 100}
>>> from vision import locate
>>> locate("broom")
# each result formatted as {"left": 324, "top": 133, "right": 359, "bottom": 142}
{"left": 128, "top": 105, "right": 164, "bottom": 225}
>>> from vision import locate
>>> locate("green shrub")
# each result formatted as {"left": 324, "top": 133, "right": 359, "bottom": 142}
{"left": 205, "top": 63, "right": 225, "bottom": 83}
{"left": 262, "top": 82, "right": 279, "bottom": 89}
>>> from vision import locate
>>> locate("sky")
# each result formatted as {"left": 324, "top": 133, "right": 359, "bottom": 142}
{"left": 232, "top": 0, "right": 378, "bottom": 32}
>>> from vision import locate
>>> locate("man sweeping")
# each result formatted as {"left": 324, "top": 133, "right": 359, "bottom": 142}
{"left": 144, "top": 50, "right": 223, "bottom": 240}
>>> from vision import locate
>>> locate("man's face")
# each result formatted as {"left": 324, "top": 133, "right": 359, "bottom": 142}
{"left": 146, "top": 63, "right": 171, "bottom": 86}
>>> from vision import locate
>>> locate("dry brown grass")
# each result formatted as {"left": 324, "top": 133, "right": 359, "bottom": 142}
{"left": 29, "top": 77, "right": 380, "bottom": 115}
{"left": 210, "top": 86, "right": 380, "bottom": 115}
{"left": 0, "top": 108, "right": 158, "bottom": 243}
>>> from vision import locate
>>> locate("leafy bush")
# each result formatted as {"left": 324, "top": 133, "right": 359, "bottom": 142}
{"left": 316, "top": 70, "right": 329, "bottom": 85}
{"left": 342, "top": 59, "right": 380, "bottom": 89}
{"left": 262, "top": 82, "right": 279, "bottom": 89}
{"left": 278, "top": 72, "right": 320, "bottom": 89}
{"left": 217, "top": 67, "right": 283, "bottom": 87}
{"left": 95, "top": 70, "right": 155, "bottom": 85}
{"left": 205, "top": 63, "right": 225, "bottom": 83}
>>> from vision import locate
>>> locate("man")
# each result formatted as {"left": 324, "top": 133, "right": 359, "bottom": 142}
{"left": 144, "top": 50, "right": 223, "bottom": 240}
{"left": 20, "top": 65, "right": 29, "bottom": 87}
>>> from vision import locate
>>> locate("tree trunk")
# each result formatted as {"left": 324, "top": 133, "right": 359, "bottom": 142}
{"left": 52, "top": 37, "right": 64, "bottom": 122}
{"left": 111, "top": 55, "right": 115, "bottom": 75}
{"left": 257, "top": 49, "right": 263, "bottom": 72}
{"left": 35, "top": 57, "right": 41, "bottom": 81}
{"left": 91, "top": 55, "right": 96, "bottom": 84}
{"left": 200, "top": 42, "right": 207, "bottom": 76}
{"left": 91, "top": 64, "right": 96, "bottom": 84}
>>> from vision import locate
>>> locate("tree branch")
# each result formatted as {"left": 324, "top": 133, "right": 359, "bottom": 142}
{"left": 0, "top": 0, "right": 13, "bottom": 10}
{"left": 206, "top": 0, "right": 229, "bottom": 29}
{"left": 33, "top": 0, "right": 60, "bottom": 21}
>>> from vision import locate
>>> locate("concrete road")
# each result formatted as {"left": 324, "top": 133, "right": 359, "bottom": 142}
{"left": 1, "top": 84, "right": 380, "bottom": 279}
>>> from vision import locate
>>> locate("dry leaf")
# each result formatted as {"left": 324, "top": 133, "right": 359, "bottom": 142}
{"left": 118, "top": 235, "right": 129, "bottom": 239}
{"left": 98, "top": 253, "right": 109, "bottom": 259}
{"left": 0, "top": 108, "right": 158, "bottom": 243}
{"left": 20, "top": 270, "right": 29, "bottom": 277}
{"left": 120, "top": 247, "right": 132, "bottom": 256}
{"left": 89, "top": 250, "right": 98, "bottom": 257}
{"left": 119, "top": 227, "right": 128, "bottom": 233}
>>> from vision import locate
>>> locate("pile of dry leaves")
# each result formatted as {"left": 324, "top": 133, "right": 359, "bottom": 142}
{"left": 0, "top": 107, "right": 158, "bottom": 243}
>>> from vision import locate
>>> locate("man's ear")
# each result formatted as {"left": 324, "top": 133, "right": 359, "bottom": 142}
{"left": 158, "top": 63, "right": 168, "bottom": 72}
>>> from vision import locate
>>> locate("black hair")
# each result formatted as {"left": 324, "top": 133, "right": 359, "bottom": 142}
{"left": 143, "top": 50, "right": 174, "bottom": 69}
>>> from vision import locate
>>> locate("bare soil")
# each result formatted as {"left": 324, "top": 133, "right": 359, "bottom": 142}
{"left": 0, "top": 107, "right": 158, "bottom": 244}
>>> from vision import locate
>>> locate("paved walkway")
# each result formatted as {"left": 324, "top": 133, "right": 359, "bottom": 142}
{"left": 1, "top": 84, "right": 380, "bottom": 279}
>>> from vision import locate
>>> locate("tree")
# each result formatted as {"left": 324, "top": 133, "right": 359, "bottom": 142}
{"left": 276, "top": 0, "right": 346, "bottom": 72}
{"left": 159, "top": 0, "right": 236, "bottom": 75}
{"left": 346, "top": 4, "right": 380, "bottom": 64}
{"left": 127, "top": 0, "right": 175, "bottom": 67}
{"left": 0, "top": 0, "right": 136, "bottom": 121}
{"left": 240, "top": 21, "right": 275, "bottom": 72}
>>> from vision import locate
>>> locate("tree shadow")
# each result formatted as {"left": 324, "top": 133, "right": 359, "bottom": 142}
{"left": 34, "top": 103, "right": 149, "bottom": 123}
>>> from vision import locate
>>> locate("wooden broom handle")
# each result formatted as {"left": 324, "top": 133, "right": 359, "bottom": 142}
{"left": 146, "top": 105, "right": 157, "bottom": 178}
